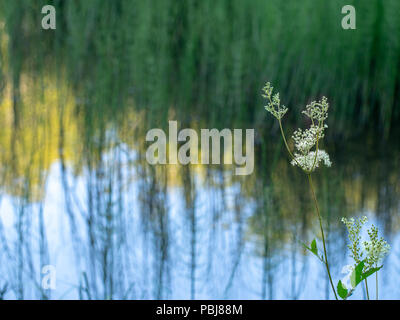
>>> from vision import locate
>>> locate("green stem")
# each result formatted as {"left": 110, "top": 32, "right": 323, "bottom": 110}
{"left": 307, "top": 173, "right": 338, "bottom": 300}
{"left": 311, "top": 119, "right": 324, "bottom": 171}
{"left": 365, "top": 278, "right": 370, "bottom": 300}
{"left": 277, "top": 119, "right": 304, "bottom": 169}
{"left": 376, "top": 270, "right": 378, "bottom": 300}
{"left": 278, "top": 119, "right": 295, "bottom": 159}
{"left": 266, "top": 94, "right": 294, "bottom": 161}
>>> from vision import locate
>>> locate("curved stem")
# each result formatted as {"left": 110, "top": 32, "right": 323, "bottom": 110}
{"left": 307, "top": 173, "right": 338, "bottom": 300}
{"left": 278, "top": 119, "right": 295, "bottom": 159}
{"left": 277, "top": 119, "right": 304, "bottom": 169}
{"left": 364, "top": 278, "right": 370, "bottom": 300}
{"left": 266, "top": 94, "right": 294, "bottom": 161}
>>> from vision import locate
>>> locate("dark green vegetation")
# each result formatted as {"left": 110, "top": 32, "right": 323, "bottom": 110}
{"left": 1, "top": 0, "right": 400, "bottom": 136}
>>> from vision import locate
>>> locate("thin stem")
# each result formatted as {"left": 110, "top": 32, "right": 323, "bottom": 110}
{"left": 278, "top": 119, "right": 295, "bottom": 159}
{"left": 266, "top": 93, "right": 296, "bottom": 161}
{"left": 277, "top": 119, "right": 303, "bottom": 168}
{"left": 311, "top": 119, "right": 324, "bottom": 171}
{"left": 376, "top": 270, "right": 378, "bottom": 300}
{"left": 364, "top": 278, "right": 370, "bottom": 300}
{"left": 307, "top": 173, "right": 338, "bottom": 300}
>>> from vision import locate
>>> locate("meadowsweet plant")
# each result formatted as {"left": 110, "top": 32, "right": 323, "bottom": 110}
{"left": 263, "top": 82, "right": 331, "bottom": 173}
{"left": 262, "top": 82, "right": 337, "bottom": 299}
{"left": 262, "top": 82, "right": 390, "bottom": 300}
{"left": 341, "top": 216, "right": 368, "bottom": 264}
{"left": 339, "top": 216, "right": 390, "bottom": 299}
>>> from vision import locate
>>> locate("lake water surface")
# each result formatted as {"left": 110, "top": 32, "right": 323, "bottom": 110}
{"left": 0, "top": 0, "right": 399, "bottom": 300}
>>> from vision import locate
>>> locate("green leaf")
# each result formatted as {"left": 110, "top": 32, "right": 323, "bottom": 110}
{"left": 337, "top": 280, "right": 349, "bottom": 300}
{"left": 310, "top": 239, "right": 317, "bottom": 250}
{"left": 302, "top": 239, "right": 323, "bottom": 263}
{"left": 361, "top": 266, "right": 383, "bottom": 280}
{"left": 310, "top": 239, "right": 318, "bottom": 256}
{"left": 350, "top": 261, "right": 365, "bottom": 288}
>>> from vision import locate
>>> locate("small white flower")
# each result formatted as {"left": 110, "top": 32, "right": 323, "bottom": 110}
{"left": 341, "top": 216, "right": 368, "bottom": 264}
{"left": 302, "top": 97, "right": 329, "bottom": 122}
{"left": 292, "top": 124, "right": 328, "bottom": 155}
{"left": 291, "top": 149, "right": 331, "bottom": 172}
{"left": 363, "top": 224, "right": 390, "bottom": 268}
{"left": 341, "top": 264, "right": 354, "bottom": 290}
{"left": 262, "top": 82, "right": 332, "bottom": 172}
{"left": 262, "top": 82, "right": 288, "bottom": 120}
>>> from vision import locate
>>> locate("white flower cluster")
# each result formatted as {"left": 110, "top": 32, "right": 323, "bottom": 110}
{"left": 292, "top": 124, "right": 327, "bottom": 155}
{"left": 341, "top": 216, "right": 368, "bottom": 264}
{"left": 340, "top": 216, "right": 390, "bottom": 290}
{"left": 342, "top": 216, "right": 390, "bottom": 272}
{"left": 291, "top": 150, "right": 331, "bottom": 172}
{"left": 363, "top": 225, "right": 391, "bottom": 269}
{"left": 262, "top": 82, "right": 288, "bottom": 120}
{"left": 262, "top": 82, "right": 331, "bottom": 173}
{"left": 291, "top": 97, "right": 330, "bottom": 172}
{"left": 302, "top": 97, "right": 329, "bottom": 122}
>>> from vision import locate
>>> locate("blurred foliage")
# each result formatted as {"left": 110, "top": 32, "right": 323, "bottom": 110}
{"left": 0, "top": 0, "right": 399, "bottom": 138}
{"left": 0, "top": 0, "right": 399, "bottom": 299}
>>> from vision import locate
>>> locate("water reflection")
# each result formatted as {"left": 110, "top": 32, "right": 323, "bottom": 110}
{"left": 0, "top": 0, "right": 400, "bottom": 300}
{"left": 0, "top": 76, "right": 399, "bottom": 300}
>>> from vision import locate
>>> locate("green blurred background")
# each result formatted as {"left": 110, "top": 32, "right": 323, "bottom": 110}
{"left": 2, "top": 0, "right": 400, "bottom": 135}
{"left": 0, "top": 0, "right": 399, "bottom": 300}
